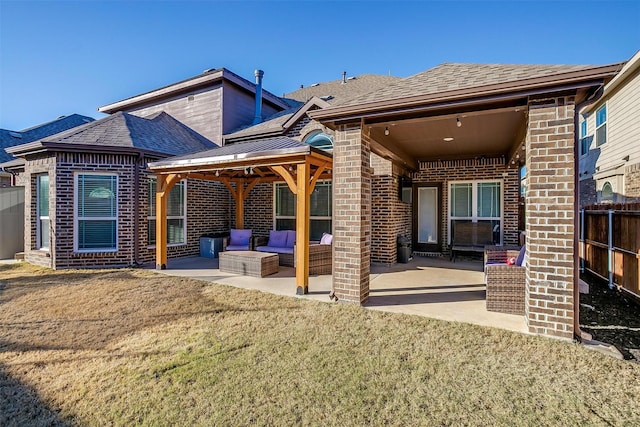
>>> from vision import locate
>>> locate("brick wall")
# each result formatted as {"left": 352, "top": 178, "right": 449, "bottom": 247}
{"left": 139, "top": 173, "right": 230, "bottom": 264}
{"left": 525, "top": 95, "right": 576, "bottom": 339}
{"left": 230, "top": 182, "right": 273, "bottom": 237}
{"left": 413, "top": 157, "right": 520, "bottom": 253}
{"left": 22, "top": 154, "right": 56, "bottom": 268}
{"left": 625, "top": 162, "right": 640, "bottom": 202}
{"left": 579, "top": 178, "right": 597, "bottom": 207}
{"left": 371, "top": 153, "right": 412, "bottom": 264}
{"left": 20, "top": 152, "right": 229, "bottom": 270}
{"left": 333, "top": 125, "right": 371, "bottom": 303}
{"left": 54, "top": 152, "right": 137, "bottom": 268}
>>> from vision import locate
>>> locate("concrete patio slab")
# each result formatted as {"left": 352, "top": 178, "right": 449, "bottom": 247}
{"left": 152, "top": 255, "right": 527, "bottom": 334}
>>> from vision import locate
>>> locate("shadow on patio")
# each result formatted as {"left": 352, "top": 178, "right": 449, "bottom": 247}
{"left": 152, "top": 255, "right": 527, "bottom": 334}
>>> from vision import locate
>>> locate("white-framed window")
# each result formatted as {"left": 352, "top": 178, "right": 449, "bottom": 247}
{"left": 595, "top": 104, "right": 607, "bottom": 147}
{"left": 148, "top": 178, "right": 186, "bottom": 246}
{"left": 579, "top": 119, "right": 589, "bottom": 156}
{"left": 449, "top": 180, "right": 502, "bottom": 245}
{"left": 75, "top": 173, "right": 118, "bottom": 252}
{"left": 36, "top": 174, "right": 50, "bottom": 250}
{"left": 274, "top": 180, "right": 331, "bottom": 241}
{"left": 600, "top": 181, "right": 614, "bottom": 203}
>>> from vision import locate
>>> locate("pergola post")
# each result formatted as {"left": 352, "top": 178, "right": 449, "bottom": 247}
{"left": 236, "top": 182, "right": 245, "bottom": 229}
{"left": 296, "top": 161, "right": 311, "bottom": 295}
{"left": 155, "top": 173, "right": 180, "bottom": 270}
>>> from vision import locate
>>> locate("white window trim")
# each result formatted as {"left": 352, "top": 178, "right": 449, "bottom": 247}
{"left": 74, "top": 172, "right": 118, "bottom": 253}
{"left": 595, "top": 103, "right": 607, "bottom": 147}
{"left": 147, "top": 178, "right": 187, "bottom": 248}
{"left": 273, "top": 180, "right": 332, "bottom": 230}
{"left": 448, "top": 179, "right": 504, "bottom": 245}
{"left": 579, "top": 119, "right": 589, "bottom": 157}
{"left": 36, "top": 174, "right": 49, "bottom": 251}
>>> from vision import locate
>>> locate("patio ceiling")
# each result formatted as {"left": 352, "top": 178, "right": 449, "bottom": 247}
{"left": 365, "top": 105, "right": 528, "bottom": 165}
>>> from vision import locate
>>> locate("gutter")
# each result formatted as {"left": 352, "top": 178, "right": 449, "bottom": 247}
{"left": 573, "top": 84, "right": 605, "bottom": 343}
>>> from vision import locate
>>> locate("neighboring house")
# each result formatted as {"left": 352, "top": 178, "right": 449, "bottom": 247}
{"left": 0, "top": 114, "right": 94, "bottom": 186}
{"left": 579, "top": 50, "right": 640, "bottom": 206}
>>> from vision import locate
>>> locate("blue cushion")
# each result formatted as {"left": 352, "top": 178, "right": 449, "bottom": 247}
{"left": 515, "top": 246, "right": 526, "bottom": 266}
{"left": 226, "top": 244, "right": 249, "bottom": 251}
{"left": 230, "top": 229, "right": 251, "bottom": 247}
{"left": 286, "top": 230, "right": 296, "bottom": 248}
{"left": 268, "top": 230, "right": 288, "bottom": 247}
{"left": 256, "top": 245, "right": 294, "bottom": 254}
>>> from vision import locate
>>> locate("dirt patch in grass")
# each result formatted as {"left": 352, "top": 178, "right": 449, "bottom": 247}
{"left": 2, "top": 263, "right": 640, "bottom": 426}
{"left": 580, "top": 273, "right": 640, "bottom": 362}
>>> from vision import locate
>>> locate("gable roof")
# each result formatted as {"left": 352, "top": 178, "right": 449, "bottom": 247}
{"left": 284, "top": 74, "right": 401, "bottom": 105}
{"left": 311, "top": 62, "right": 624, "bottom": 121}
{"left": 98, "top": 67, "right": 289, "bottom": 114}
{"left": 7, "top": 111, "right": 217, "bottom": 158}
{"left": 1, "top": 114, "right": 94, "bottom": 164}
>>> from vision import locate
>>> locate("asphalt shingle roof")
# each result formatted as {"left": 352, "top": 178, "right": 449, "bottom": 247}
{"left": 339, "top": 63, "right": 601, "bottom": 106}
{"left": 22, "top": 111, "right": 217, "bottom": 157}
{"left": 225, "top": 74, "right": 400, "bottom": 140}
{"left": 1, "top": 114, "right": 94, "bottom": 163}
{"left": 225, "top": 107, "right": 300, "bottom": 140}
{"left": 284, "top": 74, "right": 401, "bottom": 105}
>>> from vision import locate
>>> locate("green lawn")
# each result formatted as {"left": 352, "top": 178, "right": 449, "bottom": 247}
{"left": 1, "top": 263, "right": 639, "bottom": 426}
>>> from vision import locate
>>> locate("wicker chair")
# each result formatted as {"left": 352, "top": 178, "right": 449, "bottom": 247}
{"left": 295, "top": 243, "right": 332, "bottom": 275}
{"left": 484, "top": 245, "right": 525, "bottom": 315}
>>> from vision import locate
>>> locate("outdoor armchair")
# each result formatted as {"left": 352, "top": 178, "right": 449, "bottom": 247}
{"left": 224, "top": 229, "right": 253, "bottom": 251}
{"left": 484, "top": 245, "right": 526, "bottom": 315}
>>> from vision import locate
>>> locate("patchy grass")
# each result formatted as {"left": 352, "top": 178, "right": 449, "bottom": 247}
{"left": 1, "top": 262, "right": 639, "bottom": 426}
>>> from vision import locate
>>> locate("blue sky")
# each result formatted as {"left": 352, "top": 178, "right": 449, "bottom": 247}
{"left": 1, "top": 0, "right": 638, "bottom": 130}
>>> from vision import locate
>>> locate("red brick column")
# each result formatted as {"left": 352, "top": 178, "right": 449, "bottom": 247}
{"left": 332, "top": 125, "right": 371, "bottom": 303}
{"left": 525, "top": 96, "right": 576, "bottom": 339}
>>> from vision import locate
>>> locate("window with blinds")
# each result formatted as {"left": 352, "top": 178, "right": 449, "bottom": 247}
{"left": 148, "top": 178, "right": 186, "bottom": 245}
{"left": 595, "top": 105, "right": 607, "bottom": 147}
{"left": 274, "top": 181, "right": 331, "bottom": 241}
{"left": 75, "top": 174, "right": 117, "bottom": 251}
{"left": 37, "top": 174, "right": 50, "bottom": 250}
{"left": 449, "top": 180, "right": 502, "bottom": 245}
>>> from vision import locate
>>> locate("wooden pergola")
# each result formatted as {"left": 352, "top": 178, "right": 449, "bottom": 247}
{"left": 148, "top": 140, "right": 333, "bottom": 295}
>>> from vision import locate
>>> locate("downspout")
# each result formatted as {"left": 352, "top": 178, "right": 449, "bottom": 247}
{"left": 574, "top": 84, "right": 604, "bottom": 341}
{"left": 253, "top": 69, "right": 264, "bottom": 125}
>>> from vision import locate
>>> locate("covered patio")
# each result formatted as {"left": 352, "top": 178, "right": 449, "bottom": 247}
{"left": 149, "top": 137, "right": 332, "bottom": 296}
{"left": 151, "top": 255, "right": 527, "bottom": 333}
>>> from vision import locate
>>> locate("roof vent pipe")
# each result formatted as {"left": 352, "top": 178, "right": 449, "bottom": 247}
{"left": 342, "top": 71, "right": 346, "bottom": 84}
{"left": 253, "top": 69, "right": 264, "bottom": 125}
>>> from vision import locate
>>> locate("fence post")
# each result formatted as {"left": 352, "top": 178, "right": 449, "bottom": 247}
{"left": 580, "top": 209, "right": 585, "bottom": 273}
{"left": 608, "top": 209, "right": 614, "bottom": 289}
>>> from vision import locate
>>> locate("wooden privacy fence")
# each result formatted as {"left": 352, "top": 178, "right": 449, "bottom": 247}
{"left": 580, "top": 203, "right": 640, "bottom": 299}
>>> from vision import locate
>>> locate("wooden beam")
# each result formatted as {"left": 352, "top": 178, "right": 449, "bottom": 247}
{"left": 221, "top": 178, "right": 237, "bottom": 200}
{"left": 309, "top": 161, "right": 328, "bottom": 193}
{"left": 245, "top": 177, "right": 260, "bottom": 195}
{"left": 296, "top": 161, "right": 310, "bottom": 295}
{"left": 236, "top": 182, "right": 245, "bottom": 229}
{"left": 270, "top": 165, "right": 297, "bottom": 193}
{"left": 155, "top": 173, "right": 180, "bottom": 270}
